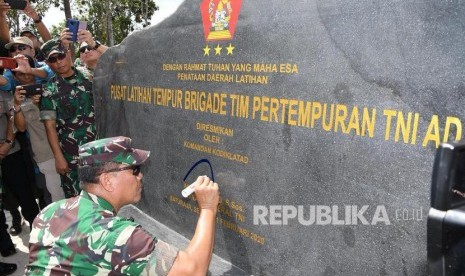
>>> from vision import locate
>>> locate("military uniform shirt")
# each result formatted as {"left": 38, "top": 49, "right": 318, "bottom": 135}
{"left": 26, "top": 191, "right": 178, "bottom": 275}
{"left": 40, "top": 67, "right": 96, "bottom": 157}
{"left": 40, "top": 67, "right": 96, "bottom": 197}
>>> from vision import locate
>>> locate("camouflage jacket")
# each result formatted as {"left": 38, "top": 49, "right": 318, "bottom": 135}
{"left": 40, "top": 67, "right": 96, "bottom": 157}
{"left": 26, "top": 191, "right": 178, "bottom": 275}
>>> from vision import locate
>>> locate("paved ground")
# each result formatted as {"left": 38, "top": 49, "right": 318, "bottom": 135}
{"left": 0, "top": 211, "right": 29, "bottom": 276}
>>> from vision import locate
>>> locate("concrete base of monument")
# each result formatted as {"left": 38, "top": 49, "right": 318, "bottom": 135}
{"left": 119, "top": 205, "right": 248, "bottom": 276}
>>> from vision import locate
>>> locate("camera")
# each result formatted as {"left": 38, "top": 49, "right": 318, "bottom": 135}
{"left": 21, "top": 84, "right": 43, "bottom": 97}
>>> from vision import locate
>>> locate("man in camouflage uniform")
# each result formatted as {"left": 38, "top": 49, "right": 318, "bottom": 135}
{"left": 26, "top": 136, "right": 220, "bottom": 275}
{"left": 39, "top": 38, "right": 96, "bottom": 198}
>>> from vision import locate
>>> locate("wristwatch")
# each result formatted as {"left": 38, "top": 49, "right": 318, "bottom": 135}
{"left": 5, "top": 139, "right": 13, "bottom": 147}
{"left": 34, "top": 15, "right": 43, "bottom": 24}
{"left": 93, "top": 41, "right": 101, "bottom": 50}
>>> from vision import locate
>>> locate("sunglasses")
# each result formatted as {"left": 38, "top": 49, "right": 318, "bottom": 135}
{"left": 101, "top": 165, "right": 142, "bottom": 176}
{"left": 9, "top": 45, "right": 29, "bottom": 52}
{"left": 47, "top": 53, "right": 67, "bottom": 63}
{"left": 79, "top": 45, "right": 94, "bottom": 53}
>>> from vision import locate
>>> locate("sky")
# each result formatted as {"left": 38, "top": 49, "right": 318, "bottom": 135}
{"left": 43, "top": 0, "right": 185, "bottom": 29}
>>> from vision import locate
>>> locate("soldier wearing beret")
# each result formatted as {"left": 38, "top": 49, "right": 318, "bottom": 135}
{"left": 26, "top": 136, "right": 220, "bottom": 275}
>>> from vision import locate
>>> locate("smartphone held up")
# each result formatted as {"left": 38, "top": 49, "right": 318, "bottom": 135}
{"left": 0, "top": 57, "right": 17, "bottom": 70}
{"left": 66, "top": 19, "right": 87, "bottom": 42}
{"left": 21, "top": 84, "right": 43, "bottom": 97}
{"left": 4, "top": 0, "right": 27, "bottom": 10}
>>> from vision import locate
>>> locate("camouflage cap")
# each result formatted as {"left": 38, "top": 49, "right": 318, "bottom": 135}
{"left": 20, "top": 27, "right": 37, "bottom": 38}
{"left": 78, "top": 136, "right": 150, "bottom": 166}
{"left": 40, "top": 38, "right": 65, "bottom": 60}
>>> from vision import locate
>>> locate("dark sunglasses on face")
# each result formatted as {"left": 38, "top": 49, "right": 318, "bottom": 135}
{"left": 101, "top": 165, "right": 142, "bottom": 176}
{"left": 9, "top": 45, "right": 29, "bottom": 52}
{"left": 47, "top": 53, "right": 67, "bottom": 63}
{"left": 79, "top": 45, "right": 94, "bottom": 53}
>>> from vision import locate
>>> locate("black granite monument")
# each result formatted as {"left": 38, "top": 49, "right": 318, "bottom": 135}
{"left": 93, "top": 0, "right": 465, "bottom": 275}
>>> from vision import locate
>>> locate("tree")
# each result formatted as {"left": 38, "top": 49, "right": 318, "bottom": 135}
{"left": 4, "top": 0, "right": 59, "bottom": 36}
{"left": 75, "top": 0, "right": 158, "bottom": 46}
{"left": 7, "top": 0, "right": 158, "bottom": 46}
{"left": 3, "top": 0, "right": 67, "bottom": 37}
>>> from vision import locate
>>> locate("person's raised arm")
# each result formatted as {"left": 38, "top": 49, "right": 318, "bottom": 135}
{"left": 12, "top": 86, "right": 26, "bottom": 131}
{"left": 24, "top": 0, "right": 51, "bottom": 42}
{"left": 168, "top": 176, "right": 220, "bottom": 275}
{"left": 78, "top": 30, "right": 109, "bottom": 54}
{"left": 13, "top": 54, "right": 46, "bottom": 78}
{"left": 0, "top": 75, "right": 8, "bottom": 87}
{"left": 0, "top": 2, "right": 11, "bottom": 43}
{"left": 60, "top": 28, "right": 73, "bottom": 51}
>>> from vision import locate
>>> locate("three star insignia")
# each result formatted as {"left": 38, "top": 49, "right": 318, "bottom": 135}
{"left": 203, "top": 43, "right": 235, "bottom": 56}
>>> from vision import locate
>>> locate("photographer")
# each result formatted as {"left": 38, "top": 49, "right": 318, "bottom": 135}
{"left": 0, "top": 0, "right": 55, "bottom": 90}
{"left": 22, "top": 0, "right": 52, "bottom": 43}
{"left": 61, "top": 27, "right": 108, "bottom": 77}
{"left": 12, "top": 54, "right": 65, "bottom": 202}
{"left": 0, "top": 0, "right": 51, "bottom": 61}
{"left": 0, "top": 68, "right": 39, "bottom": 232}
{"left": 0, "top": 37, "right": 53, "bottom": 91}
{"left": 75, "top": 40, "right": 108, "bottom": 73}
